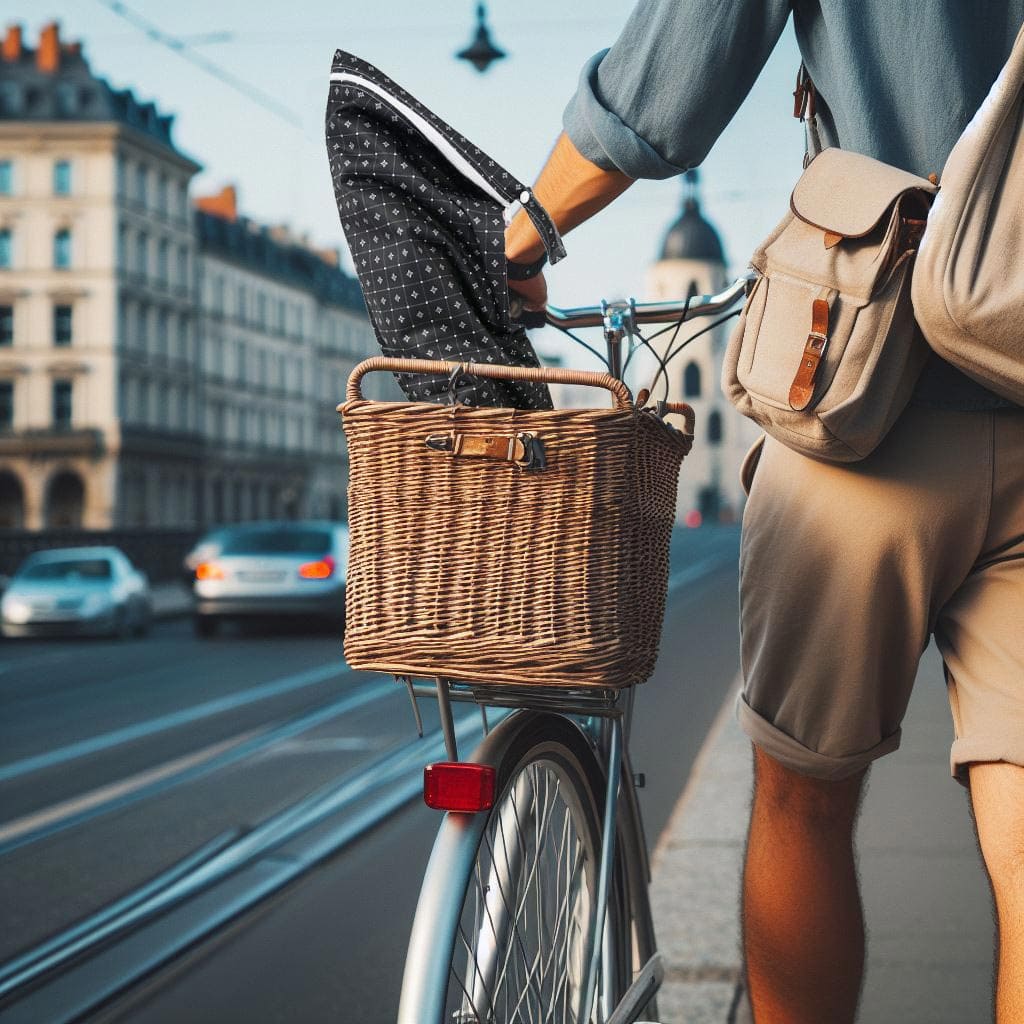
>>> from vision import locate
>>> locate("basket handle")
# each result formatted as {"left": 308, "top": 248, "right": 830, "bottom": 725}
{"left": 344, "top": 356, "right": 634, "bottom": 412}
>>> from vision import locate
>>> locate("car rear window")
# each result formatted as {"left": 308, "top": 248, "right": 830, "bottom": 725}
{"left": 21, "top": 558, "right": 113, "bottom": 580}
{"left": 219, "top": 529, "right": 332, "bottom": 556}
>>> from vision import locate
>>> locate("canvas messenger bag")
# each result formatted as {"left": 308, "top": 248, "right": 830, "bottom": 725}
{"left": 911, "top": 22, "right": 1024, "bottom": 404}
{"left": 722, "top": 75, "right": 939, "bottom": 463}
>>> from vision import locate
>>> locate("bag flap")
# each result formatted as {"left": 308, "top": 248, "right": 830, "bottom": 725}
{"left": 791, "top": 148, "right": 938, "bottom": 238}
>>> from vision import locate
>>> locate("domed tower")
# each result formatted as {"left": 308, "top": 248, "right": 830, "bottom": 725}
{"left": 644, "top": 171, "right": 758, "bottom": 525}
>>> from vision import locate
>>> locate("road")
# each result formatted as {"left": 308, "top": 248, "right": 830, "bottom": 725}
{"left": 0, "top": 526, "right": 743, "bottom": 1023}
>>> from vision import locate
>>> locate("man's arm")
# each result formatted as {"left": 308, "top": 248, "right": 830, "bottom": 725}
{"left": 507, "top": 0, "right": 792, "bottom": 308}
{"left": 505, "top": 133, "right": 633, "bottom": 309}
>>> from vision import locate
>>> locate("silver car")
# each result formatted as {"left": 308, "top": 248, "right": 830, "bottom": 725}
{"left": 192, "top": 521, "right": 348, "bottom": 637}
{"left": 1, "top": 547, "right": 152, "bottom": 639}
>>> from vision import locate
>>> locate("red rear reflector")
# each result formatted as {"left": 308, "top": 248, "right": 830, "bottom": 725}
{"left": 685, "top": 509, "right": 703, "bottom": 529}
{"left": 195, "top": 561, "right": 225, "bottom": 581}
{"left": 423, "top": 762, "right": 496, "bottom": 812}
{"left": 299, "top": 555, "right": 335, "bottom": 579}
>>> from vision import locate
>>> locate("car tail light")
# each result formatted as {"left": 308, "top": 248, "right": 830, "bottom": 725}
{"left": 195, "top": 561, "right": 225, "bottom": 581}
{"left": 423, "top": 762, "right": 496, "bottom": 812}
{"left": 298, "top": 555, "right": 335, "bottom": 580}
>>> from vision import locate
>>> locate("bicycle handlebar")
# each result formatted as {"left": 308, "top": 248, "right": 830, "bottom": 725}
{"left": 543, "top": 271, "right": 755, "bottom": 331}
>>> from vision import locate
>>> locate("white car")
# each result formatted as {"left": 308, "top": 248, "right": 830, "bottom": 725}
{"left": 192, "top": 521, "right": 348, "bottom": 637}
{"left": 1, "top": 547, "right": 152, "bottom": 639}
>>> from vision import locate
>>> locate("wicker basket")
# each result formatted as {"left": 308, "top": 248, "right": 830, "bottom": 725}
{"left": 339, "top": 357, "right": 694, "bottom": 689}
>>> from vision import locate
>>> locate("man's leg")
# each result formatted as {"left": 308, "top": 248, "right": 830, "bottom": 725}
{"left": 969, "top": 761, "right": 1024, "bottom": 1024}
{"left": 742, "top": 745, "right": 868, "bottom": 1024}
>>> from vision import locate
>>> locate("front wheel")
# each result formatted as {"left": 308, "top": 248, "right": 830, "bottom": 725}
{"left": 398, "top": 712, "right": 651, "bottom": 1024}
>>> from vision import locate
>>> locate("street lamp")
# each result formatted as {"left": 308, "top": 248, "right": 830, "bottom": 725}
{"left": 456, "top": 2, "right": 506, "bottom": 73}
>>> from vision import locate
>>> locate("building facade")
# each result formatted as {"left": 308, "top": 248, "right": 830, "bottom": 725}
{"left": 644, "top": 171, "right": 761, "bottom": 524}
{"left": 0, "top": 23, "right": 385, "bottom": 531}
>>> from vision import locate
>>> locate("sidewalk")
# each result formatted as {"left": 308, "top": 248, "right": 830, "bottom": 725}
{"left": 651, "top": 643, "right": 994, "bottom": 1024}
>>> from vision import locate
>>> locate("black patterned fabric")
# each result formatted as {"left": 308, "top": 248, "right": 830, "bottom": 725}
{"left": 325, "top": 51, "right": 565, "bottom": 409}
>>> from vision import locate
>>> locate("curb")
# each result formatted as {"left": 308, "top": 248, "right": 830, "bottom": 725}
{"left": 650, "top": 675, "right": 753, "bottom": 1024}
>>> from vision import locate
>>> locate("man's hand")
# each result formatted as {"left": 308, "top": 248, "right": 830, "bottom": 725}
{"left": 508, "top": 270, "right": 548, "bottom": 312}
{"left": 505, "top": 132, "right": 634, "bottom": 314}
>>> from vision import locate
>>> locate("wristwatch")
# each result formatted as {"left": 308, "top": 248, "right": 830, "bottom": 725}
{"left": 506, "top": 252, "right": 548, "bottom": 281}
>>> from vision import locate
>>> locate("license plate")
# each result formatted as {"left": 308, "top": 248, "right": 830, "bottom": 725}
{"left": 237, "top": 572, "right": 285, "bottom": 583}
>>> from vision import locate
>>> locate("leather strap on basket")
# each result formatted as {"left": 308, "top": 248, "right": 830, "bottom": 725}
{"left": 789, "top": 292, "right": 831, "bottom": 411}
{"left": 425, "top": 430, "right": 527, "bottom": 462}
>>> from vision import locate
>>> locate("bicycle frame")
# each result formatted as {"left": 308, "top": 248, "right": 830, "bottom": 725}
{"left": 399, "top": 274, "right": 752, "bottom": 1024}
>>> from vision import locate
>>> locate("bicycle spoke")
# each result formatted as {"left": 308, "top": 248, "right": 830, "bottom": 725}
{"left": 445, "top": 751, "right": 609, "bottom": 1024}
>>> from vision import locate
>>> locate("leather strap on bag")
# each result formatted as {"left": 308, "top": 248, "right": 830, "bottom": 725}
{"left": 794, "top": 63, "right": 824, "bottom": 166}
{"left": 789, "top": 291, "right": 832, "bottom": 411}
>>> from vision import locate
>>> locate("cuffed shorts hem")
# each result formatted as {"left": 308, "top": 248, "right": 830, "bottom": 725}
{"left": 735, "top": 694, "right": 902, "bottom": 781}
{"left": 950, "top": 736, "right": 1024, "bottom": 786}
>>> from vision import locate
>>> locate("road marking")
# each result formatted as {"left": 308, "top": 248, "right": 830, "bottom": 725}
{"left": 0, "top": 731, "right": 260, "bottom": 845}
{"left": 0, "top": 678, "right": 397, "bottom": 856}
{"left": 668, "top": 552, "right": 735, "bottom": 592}
{"left": 0, "top": 661, "right": 355, "bottom": 783}
{"left": 263, "top": 736, "right": 389, "bottom": 755}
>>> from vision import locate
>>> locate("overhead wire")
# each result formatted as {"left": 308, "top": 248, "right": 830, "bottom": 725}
{"left": 93, "top": 0, "right": 305, "bottom": 129}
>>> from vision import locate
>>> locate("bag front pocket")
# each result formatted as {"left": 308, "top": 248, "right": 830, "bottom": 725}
{"left": 736, "top": 273, "right": 861, "bottom": 411}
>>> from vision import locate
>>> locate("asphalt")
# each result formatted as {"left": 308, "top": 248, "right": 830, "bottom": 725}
{"left": 0, "top": 527, "right": 745, "bottom": 1023}
{"left": 650, "top": 643, "right": 995, "bottom": 1024}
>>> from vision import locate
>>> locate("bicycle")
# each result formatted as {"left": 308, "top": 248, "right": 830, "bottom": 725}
{"left": 393, "top": 273, "right": 752, "bottom": 1024}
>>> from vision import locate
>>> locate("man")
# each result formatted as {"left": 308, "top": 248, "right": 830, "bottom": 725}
{"left": 505, "top": 3, "right": 1024, "bottom": 1022}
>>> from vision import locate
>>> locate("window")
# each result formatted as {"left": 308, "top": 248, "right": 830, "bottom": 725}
{"left": 177, "top": 245, "right": 187, "bottom": 288}
{"left": 157, "top": 238, "right": 169, "bottom": 282}
{"left": 135, "top": 163, "right": 147, "bottom": 206}
{"left": 138, "top": 378, "right": 151, "bottom": 422}
{"left": 0, "top": 381, "right": 12, "bottom": 429}
{"left": 138, "top": 303, "right": 150, "bottom": 351}
{"left": 0, "top": 228, "right": 12, "bottom": 269}
{"left": 116, "top": 156, "right": 126, "bottom": 198}
{"left": 256, "top": 292, "right": 266, "bottom": 327}
{"left": 117, "top": 224, "right": 127, "bottom": 269}
{"left": 212, "top": 274, "right": 225, "bottom": 313}
{"left": 157, "top": 309, "right": 169, "bottom": 357}
{"left": 0, "top": 305, "right": 11, "bottom": 346}
{"left": 53, "top": 228, "right": 71, "bottom": 269}
{"left": 52, "top": 379, "right": 73, "bottom": 429}
{"left": 135, "top": 231, "right": 148, "bottom": 277}
{"left": 177, "top": 317, "right": 188, "bottom": 361}
{"left": 683, "top": 361, "right": 702, "bottom": 399}
{"left": 156, "top": 385, "right": 168, "bottom": 428}
{"left": 0, "top": 161, "right": 11, "bottom": 195}
{"left": 54, "top": 304, "right": 72, "bottom": 347}
{"left": 157, "top": 174, "right": 167, "bottom": 215}
{"left": 707, "top": 409, "right": 723, "bottom": 445}
{"left": 53, "top": 160, "right": 72, "bottom": 196}
{"left": 277, "top": 298, "right": 286, "bottom": 332}
{"left": 237, "top": 284, "right": 247, "bottom": 322}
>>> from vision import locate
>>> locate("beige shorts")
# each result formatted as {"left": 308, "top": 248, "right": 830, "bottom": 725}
{"left": 737, "top": 402, "right": 1024, "bottom": 784}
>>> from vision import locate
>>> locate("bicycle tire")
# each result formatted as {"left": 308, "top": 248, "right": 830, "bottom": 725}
{"left": 398, "top": 710, "right": 656, "bottom": 1024}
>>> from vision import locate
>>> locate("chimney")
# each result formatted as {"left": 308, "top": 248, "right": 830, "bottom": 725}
{"left": 2, "top": 25, "right": 22, "bottom": 62}
{"left": 37, "top": 21, "right": 60, "bottom": 73}
{"left": 194, "top": 185, "right": 238, "bottom": 222}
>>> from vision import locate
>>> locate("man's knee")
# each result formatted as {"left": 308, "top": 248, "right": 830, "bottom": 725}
{"left": 970, "top": 761, "right": 1024, "bottom": 895}
{"left": 752, "top": 744, "right": 867, "bottom": 831}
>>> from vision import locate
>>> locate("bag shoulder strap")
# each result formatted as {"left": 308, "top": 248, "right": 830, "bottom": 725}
{"left": 793, "top": 63, "right": 824, "bottom": 166}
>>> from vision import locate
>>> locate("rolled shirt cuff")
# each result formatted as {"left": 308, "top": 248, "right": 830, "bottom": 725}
{"left": 562, "top": 50, "right": 690, "bottom": 181}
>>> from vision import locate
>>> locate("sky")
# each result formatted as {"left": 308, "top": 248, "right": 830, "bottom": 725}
{"left": 2, "top": 0, "right": 805, "bottom": 363}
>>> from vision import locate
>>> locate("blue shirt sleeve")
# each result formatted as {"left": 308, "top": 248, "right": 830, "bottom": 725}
{"left": 563, "top": 0, "right": 793, "bottom": 179}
